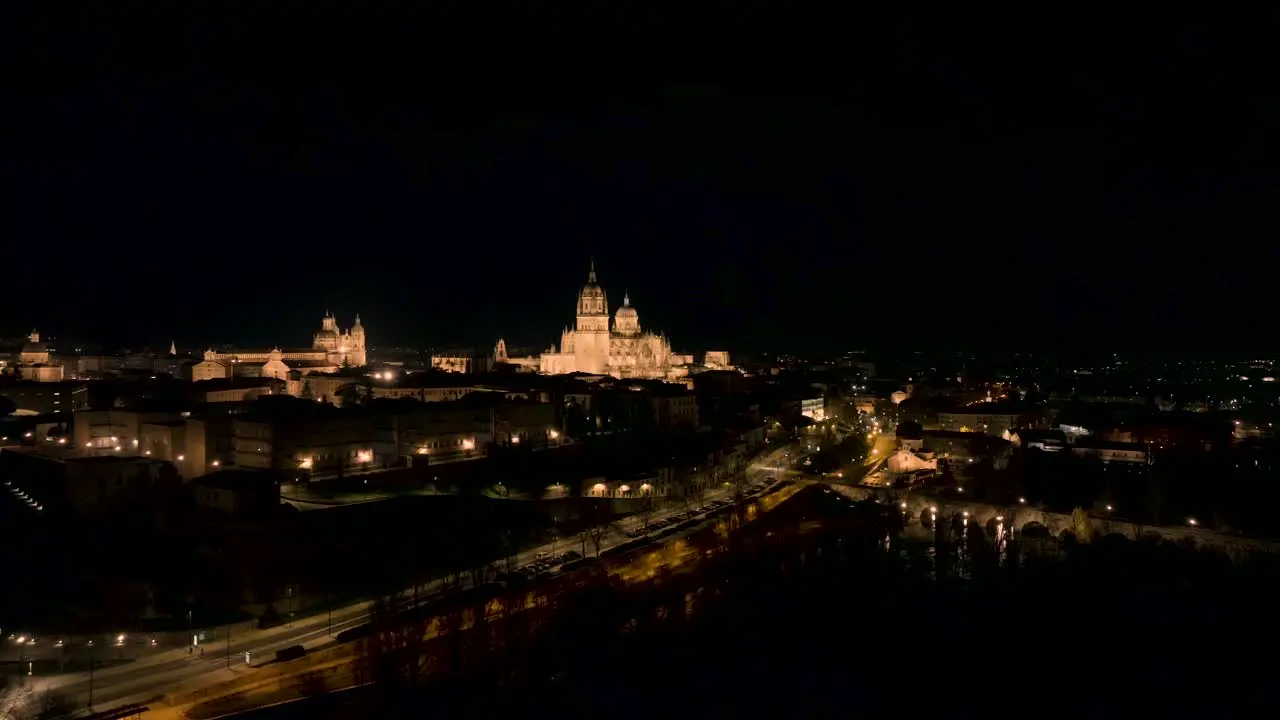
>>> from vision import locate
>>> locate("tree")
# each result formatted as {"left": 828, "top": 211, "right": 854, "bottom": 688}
{"left": 687, "top": 481, "right": 708, "bottom": 509}
{"left": 563, "top": 400, "right": 591, "bottom": 439}
{"left": 580, "top": 498, "right": 615, "bottom": 558}
{"left": 1072, "top": 506, "right": 1094, "bottom": 543}
{"left": 0, "top": 677, "right": 73, "bottom": 720}
{"left": 360, "top": 590, "right": 433, "bottom": 692}
{"left": 639, "top": 491, "right": 658, "bottom": 529}
{"left": 336, "top": 382, "right": 367, "bottom": 407}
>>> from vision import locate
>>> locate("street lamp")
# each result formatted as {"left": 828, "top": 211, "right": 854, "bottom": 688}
{"left": 87, "top": 640, "right": 96, "bottom": 709}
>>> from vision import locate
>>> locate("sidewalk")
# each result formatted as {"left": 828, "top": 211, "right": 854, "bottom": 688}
{"left": 42, "top": 601, "right": 375, "bottom": 692}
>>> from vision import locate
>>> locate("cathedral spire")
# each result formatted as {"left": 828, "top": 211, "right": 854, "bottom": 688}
{"left": 169, "top": 340, "right": 177, "bottom": 356}
{"left": 587, "top": 257, "right": 597, "bottom": 284}
{"left": 623, "top": 290, "right": 630, "bottom": 307}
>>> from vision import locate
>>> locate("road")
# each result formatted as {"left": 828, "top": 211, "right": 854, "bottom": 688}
{"left": 36, "top": 442, "right": 796, "bottom": 713}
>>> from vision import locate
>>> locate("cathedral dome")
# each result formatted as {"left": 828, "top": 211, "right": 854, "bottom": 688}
{"left": 614, "top": 293, "right": 640, "bottom": 335}
{"left": 576, "top": 260, "right": 608, "bottom": 316}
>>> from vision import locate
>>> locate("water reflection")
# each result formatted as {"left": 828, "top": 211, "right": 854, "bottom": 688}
{"left": 887, "top": 503, "right": 1020, "bottom": 582}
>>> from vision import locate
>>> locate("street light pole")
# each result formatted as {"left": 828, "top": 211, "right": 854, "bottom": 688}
{"left": 87, "top": 642, "right": 95, "bottom": 710}
{"left": 225, "top": 624, "right": 230, "bottom": 670}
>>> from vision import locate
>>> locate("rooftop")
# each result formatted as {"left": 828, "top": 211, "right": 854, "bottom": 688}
{"left": 191, "top": 468, "right": 282, "bottom": 492}
{"left": 193, "top": 377, "right": 283, "bottom": 391}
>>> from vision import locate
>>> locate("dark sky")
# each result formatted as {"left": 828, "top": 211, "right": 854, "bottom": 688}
{"left": 8, "top": 8, "right": 1278, "bottom": 354}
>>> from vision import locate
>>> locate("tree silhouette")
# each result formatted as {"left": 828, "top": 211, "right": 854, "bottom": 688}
{"left": 336, "top": 382, "right": 370, "bottom": 407}
{"left": 639, "top": 491, "right": 657, "bottom": 529}
{"left": 580, "top": 498, "right": 615, "bottom": 558}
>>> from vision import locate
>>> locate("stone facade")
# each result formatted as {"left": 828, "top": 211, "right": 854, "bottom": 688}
{"left": 533, "top": 262, "right": 688, "bottom": 381}
{"left": 196, "top": 312, "right": 367, "bottom": 381}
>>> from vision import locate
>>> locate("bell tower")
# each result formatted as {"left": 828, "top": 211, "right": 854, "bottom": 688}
{"left": 574, "top": 259, "right": 610, "bottom": 374}
{"left": 348, "top": 314, "right": 367, "bottom": 366}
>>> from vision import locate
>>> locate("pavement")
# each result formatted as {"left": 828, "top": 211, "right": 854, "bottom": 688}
{"left": 30, "top": 442, "right": 797, "bottom": 716}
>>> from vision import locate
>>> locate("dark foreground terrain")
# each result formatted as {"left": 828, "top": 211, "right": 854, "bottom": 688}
{"left": 233, "top": 484, "right": 1280, "bottom": 718}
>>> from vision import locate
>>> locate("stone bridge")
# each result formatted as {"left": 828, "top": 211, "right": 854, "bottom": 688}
{"left": 828, "top": 484, "right": 1280, "bottom": 564}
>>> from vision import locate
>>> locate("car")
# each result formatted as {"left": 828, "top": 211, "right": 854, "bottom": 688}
{"left": 560, "top": 551, "right": 583, "bottom": 562}
{"left": 625, "top": 528, "right": 644, "bottom": 538}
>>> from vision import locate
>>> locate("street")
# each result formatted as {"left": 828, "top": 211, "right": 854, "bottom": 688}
{"left": 34, "top": 442, "right": 797, "bottom": 713}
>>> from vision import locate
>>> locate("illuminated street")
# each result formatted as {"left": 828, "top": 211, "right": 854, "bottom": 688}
{"left": 31, "top": 443, "right": 798, "bottom": 715}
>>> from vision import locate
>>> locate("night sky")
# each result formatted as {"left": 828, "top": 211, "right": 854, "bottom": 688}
{"left": 8, "top": 8, "right": 1278, "bottom": 354}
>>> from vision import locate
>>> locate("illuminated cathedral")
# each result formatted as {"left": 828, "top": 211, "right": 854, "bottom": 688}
{"left": 529, "top": 262, "right": 700, "bottom": 380}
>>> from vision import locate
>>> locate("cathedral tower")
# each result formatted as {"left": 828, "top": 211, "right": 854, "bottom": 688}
{"left": 574, "top": 259, "right": 610, "bottom": 374}
{"left": 348, "top": 314, "right": 367, "bottom": 366}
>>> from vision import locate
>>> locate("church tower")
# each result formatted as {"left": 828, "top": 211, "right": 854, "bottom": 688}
{"left": 574, "top": 259, "right": 610, "bottom": 374}
{"left": 348, "top": 314, "right": 367, "bottom": 366}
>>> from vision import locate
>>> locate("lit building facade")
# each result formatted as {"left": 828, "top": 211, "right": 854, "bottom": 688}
{"left": 15, "top": 330, "right": 65, "bottom": 382}
{"left": 527, "top": 262, "right": 702, "bottom": 381}
{"left": 193, "top": 312, "right": 367, "bottom": 381}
